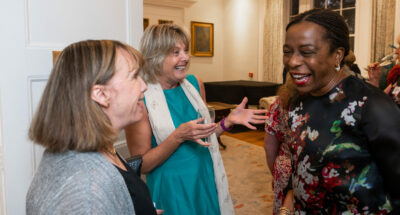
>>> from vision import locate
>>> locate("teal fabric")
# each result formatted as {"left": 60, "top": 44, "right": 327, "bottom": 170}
{"left": 144, "top": 74, "right": 221, "bottom": 215}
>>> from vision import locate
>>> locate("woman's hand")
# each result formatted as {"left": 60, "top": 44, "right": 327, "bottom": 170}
{"left": 174, "top": 118, "right": 218, "bottom": 146}
{"left": 224, "top": 97, "right": 268, "bottom": 130}
{"left": 367, "top": 62, "right": 381, "bottom": 87}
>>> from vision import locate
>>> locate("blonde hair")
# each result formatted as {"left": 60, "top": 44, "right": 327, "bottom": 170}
{"left": 139, "top": 24, "right": 189, "bottom": 83}
{"left": 29, "top": 40, "right": 144, "bottom": 153}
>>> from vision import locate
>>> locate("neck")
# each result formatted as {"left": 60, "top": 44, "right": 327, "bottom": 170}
{"left": 159, "top": 79, "right": 180, "bottom": 89}
{"left": 311, "top": 69, "right": 349, "bottom": 97}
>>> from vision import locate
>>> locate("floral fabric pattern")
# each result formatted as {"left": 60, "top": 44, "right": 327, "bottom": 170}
{"left": 287, "top": 76, "right": 400, "bottom": 214}
{"left": 265, "top": 99, "right": 293, "bottom": 215}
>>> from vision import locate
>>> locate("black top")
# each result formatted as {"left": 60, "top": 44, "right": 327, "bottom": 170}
{"left": 115, "top": 154, "right": 157, "bottom": 215}
{"left": 288, "top": 76, "right": 400, "bottom": 214}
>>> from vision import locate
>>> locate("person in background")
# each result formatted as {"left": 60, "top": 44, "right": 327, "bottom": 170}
{"left": 124, "top": 24, "right": 267, "bottom": 215}
{"left": 26, "top": 40, "right": 160, "bottom": 215}
{"left": 368, "top": 34, "right": 400, "bottom": 106}
{"left": 343, "top": 50, "right": 363, "bottom": 79}
{"left": 281, "top": 8, "right": 400, "bottom": 214}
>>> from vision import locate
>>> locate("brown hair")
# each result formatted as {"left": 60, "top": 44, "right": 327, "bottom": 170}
{"left": 29, "top": 40, "right": 144, "bottom": 153}
{"left": 139, "top": 24, "right": 190, "bottom": 83}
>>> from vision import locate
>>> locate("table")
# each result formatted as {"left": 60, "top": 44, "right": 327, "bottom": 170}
{"left": 204, "top": 80, "right": 281, "bottom": 106}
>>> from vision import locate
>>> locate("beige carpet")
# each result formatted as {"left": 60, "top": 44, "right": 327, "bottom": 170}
{"left": 220, "top": 135, "right": 273, "bottom": 215}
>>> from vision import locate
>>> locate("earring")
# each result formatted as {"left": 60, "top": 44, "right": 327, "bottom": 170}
{"left": 335, "top": 65, "right": 340, "bottom": 72}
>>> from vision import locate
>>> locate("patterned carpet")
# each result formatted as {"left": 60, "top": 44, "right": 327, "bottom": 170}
{"left": 219, "top": 135, "right": 274, "bottom": 215}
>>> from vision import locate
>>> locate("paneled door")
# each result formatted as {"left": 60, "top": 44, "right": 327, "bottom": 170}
{"left": 0, "top": 0, "right": 143, "bottom": 214}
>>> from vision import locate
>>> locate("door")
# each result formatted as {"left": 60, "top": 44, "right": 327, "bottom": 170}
{"left": 0, "top": 0, "right": 143, "bottom": 214}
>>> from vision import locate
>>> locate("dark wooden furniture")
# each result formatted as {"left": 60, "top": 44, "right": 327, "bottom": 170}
{"left": 204, "top": 80, "right": 281, "bottom": 106}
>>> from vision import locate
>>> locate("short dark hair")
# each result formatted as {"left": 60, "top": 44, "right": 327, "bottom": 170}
{"left": 286, "top": 8, "right": 349, "bottom": 65}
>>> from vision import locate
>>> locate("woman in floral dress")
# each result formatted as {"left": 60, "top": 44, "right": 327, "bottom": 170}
{"left": 282, "top": 9, "right": 400, "bottom": 214}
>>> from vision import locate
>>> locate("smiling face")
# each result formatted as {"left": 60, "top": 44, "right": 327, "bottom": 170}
{"left": 283, "top": 21, "right": 343, "bottom": 96}
{"left": 105, "top": 48, "right": 147, "bottom": 129}
{"left": 159, "top": 40, "right": 189, "bottom": 89}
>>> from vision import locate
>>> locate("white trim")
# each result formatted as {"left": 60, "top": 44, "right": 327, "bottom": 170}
{"left": 144, "top": 0, "right": 197, "bottom": 8}
{"left": 394, "top": 0, "right": 400, "bottom": 44}
{"left": 0, "top": 90, "right": 8, "bottom": 215}
{"left": 257, "top": 0, "right": 265, "bottom": 81}
{"left": 354, "top": 0, "right": 372, "bottom": 77}
{"left": 27, "top": 75, "right": 48, "bottom": 173}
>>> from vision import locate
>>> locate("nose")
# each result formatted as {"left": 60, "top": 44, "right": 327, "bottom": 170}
{"left": 285, "top": 52, "right": 302, "bottom": 69}
{"left": 181, "top": 51, "right": 190, "bottom": 62}
{"left": 139, "top": 76, "right": 147, "bottom": 92}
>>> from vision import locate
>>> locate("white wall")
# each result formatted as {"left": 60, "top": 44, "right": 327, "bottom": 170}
{"left": 0, "top": 0, "right": 143, "bottom": 214}
{"left": 222, "top": 0, "right": 261, "bottom": 81}
{"left": 184, "top": 0, "right": 225, "bottom": 81}
{"left": 144, "top": 0, "right": 262, "bottom": 82}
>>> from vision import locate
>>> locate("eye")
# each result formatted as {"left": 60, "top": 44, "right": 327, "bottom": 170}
{"left": 283, "top": 49, "right": 292, "bottom": 55}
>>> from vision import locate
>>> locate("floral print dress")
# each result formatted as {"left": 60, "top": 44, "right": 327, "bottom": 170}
{"left": 287, "top": 76, "right": 400, "bottom": 214}
{"left": 265, "top": 99, "right": 293, "bottom": 215}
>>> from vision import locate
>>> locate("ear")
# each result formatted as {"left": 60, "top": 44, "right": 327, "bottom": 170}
{"left": 335, "top": 47, "right": 345, "bottom": 66}
{"left": 91, "top": 85, "right": 110, "bottom": 108}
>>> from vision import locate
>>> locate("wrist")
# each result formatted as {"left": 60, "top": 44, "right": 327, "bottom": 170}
{"left": 279, "top": 207, "right": 294, "bottom": 215}
{"left": 220, "top": 117, "right": 233, "bottom": 131}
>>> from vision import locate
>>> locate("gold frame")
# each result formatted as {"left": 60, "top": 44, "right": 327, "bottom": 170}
{"left": 191, "top": 21, "right": 214, "bottom": 57}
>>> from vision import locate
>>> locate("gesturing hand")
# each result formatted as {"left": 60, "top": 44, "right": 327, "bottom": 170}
{"left": 226, "top": 97, "right": 268, "bottom": 130}
{"left": 174, "top": 118, "right": 218, "bottom": 146}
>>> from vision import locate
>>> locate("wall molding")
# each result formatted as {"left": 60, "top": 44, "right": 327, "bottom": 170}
{"left": 144, "top": 0, "right": 197, "bottom": 8}
{"left": 0, "top": 90, "right": 8, "bottom": 215}
{"left": 27, "top": 75, "right": 48, "bottom": 173}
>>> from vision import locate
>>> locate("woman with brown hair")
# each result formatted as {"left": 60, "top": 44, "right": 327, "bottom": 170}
{"left": 26, "top": 40, "right": 158, "bottom": 214}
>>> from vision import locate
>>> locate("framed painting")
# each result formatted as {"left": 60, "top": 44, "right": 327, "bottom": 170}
{"left": 191, "top": 21, "right": 214, "bottom": 57}
{"left": 158, "top": 19, "right": 173, "bottom": 24}
{"left": 143, "top": 18, "right": 149, "bottom": 30}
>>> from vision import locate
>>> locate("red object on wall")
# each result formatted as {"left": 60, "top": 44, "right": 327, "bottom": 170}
{"left": 249, "top": 72, "right": 253, "bottom": 78}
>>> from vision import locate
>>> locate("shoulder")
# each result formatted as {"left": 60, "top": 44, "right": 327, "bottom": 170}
{"left": 27, "top": 151, "right": 134, "bottom": 214}
{"left": 185, "top": 74, "right": 200, "bottom": 91}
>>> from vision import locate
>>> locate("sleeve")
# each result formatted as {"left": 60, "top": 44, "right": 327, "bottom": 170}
{"left": 361, "top": 90, "right": 400, "bottom": 211}
{"left": 48, "top": 168, "right": 134, "bottom": 215}
{"left": 186, "top": 74, "right": 200, "bottom": 93}
{"left": 265, "top": 99, "right": 281, "bottom": 135}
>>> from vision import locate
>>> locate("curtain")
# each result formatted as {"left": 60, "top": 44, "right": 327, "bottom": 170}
{"left": 262, "top": 0, "right": 286, "bottom": 83}
{"left": 370, "top": 0, "right": 396, "bottom": 62}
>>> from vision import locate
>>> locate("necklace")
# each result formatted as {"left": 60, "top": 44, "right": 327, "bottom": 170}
{"left": 105, "top": 145, "right": 117, "bottom": 155}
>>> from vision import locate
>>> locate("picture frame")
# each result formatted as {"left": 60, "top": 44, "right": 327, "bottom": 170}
{"left": 143, "top": 18, "right": 149, "bottom": 30}
{"left": 191, "top": 21, "right": 214, "bottom": 57}
{"left": 158, "top": 19, "right": 173, "bottom": 24}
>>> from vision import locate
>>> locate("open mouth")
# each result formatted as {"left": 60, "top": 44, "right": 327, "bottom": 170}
{"left": 174, "top": 65, "right": 186, "bottom": 71}
{"left": 291, "top": 73, "right": 311, "bottom": 86}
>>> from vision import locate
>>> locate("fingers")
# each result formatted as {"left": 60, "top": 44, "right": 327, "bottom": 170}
{"left": 195, "top": 139, "right": 212, "bottom": 146}
{"left": 156, "top": 209, "right": 164, "bottom": 215}
{"left": 243, "top": 122, "right": 257, "bottom": 130}
{"left": 237, "top": 97, "right": 248, "bottom": 108}
{"left": 252, "top": 109, "right": 268, "bottom": 114}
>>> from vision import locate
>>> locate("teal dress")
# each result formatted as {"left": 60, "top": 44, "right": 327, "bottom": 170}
{"left": 144, "top": 75, "right": 221, "bottom": 215}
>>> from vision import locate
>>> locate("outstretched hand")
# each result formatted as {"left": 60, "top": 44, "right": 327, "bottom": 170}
{"left": 225, "top": 97, "right": 268, "bottom": 130}
{"left": 174, "top": 118, "right": 218, "bottom": 146}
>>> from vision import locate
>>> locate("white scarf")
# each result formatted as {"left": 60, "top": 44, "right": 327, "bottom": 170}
{"left": 144, "top": 79, "right": 235, "bottom": 215}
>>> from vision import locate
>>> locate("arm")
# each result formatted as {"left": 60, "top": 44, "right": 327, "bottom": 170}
{"left": 193, "top": 76, "right": 268, "bottom": 137}
{"left": 125, "top": 107, "right": 218, "bottom": 174}
{"left": 264, "top": 132, "right": 280, "bottom": 173}
{"left": 362, "top": 94, "right": 400, "bottom": 211}
{"left": 214, "top": 97, "right": 268, "bottom": 136}
{"left": 367, "top": 62, "right": 381, "bottom": 87}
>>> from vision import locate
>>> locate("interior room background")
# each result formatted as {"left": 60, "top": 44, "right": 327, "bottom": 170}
{"left": 1, "top": 0, "right": 400, "bottom": 214}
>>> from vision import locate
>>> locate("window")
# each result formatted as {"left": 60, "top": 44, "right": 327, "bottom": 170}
{"left": 289, "top": 0, "right": 356, "bottom": 51}
{"left": 313, "top": 0, "right": 356, "bottom": 51}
